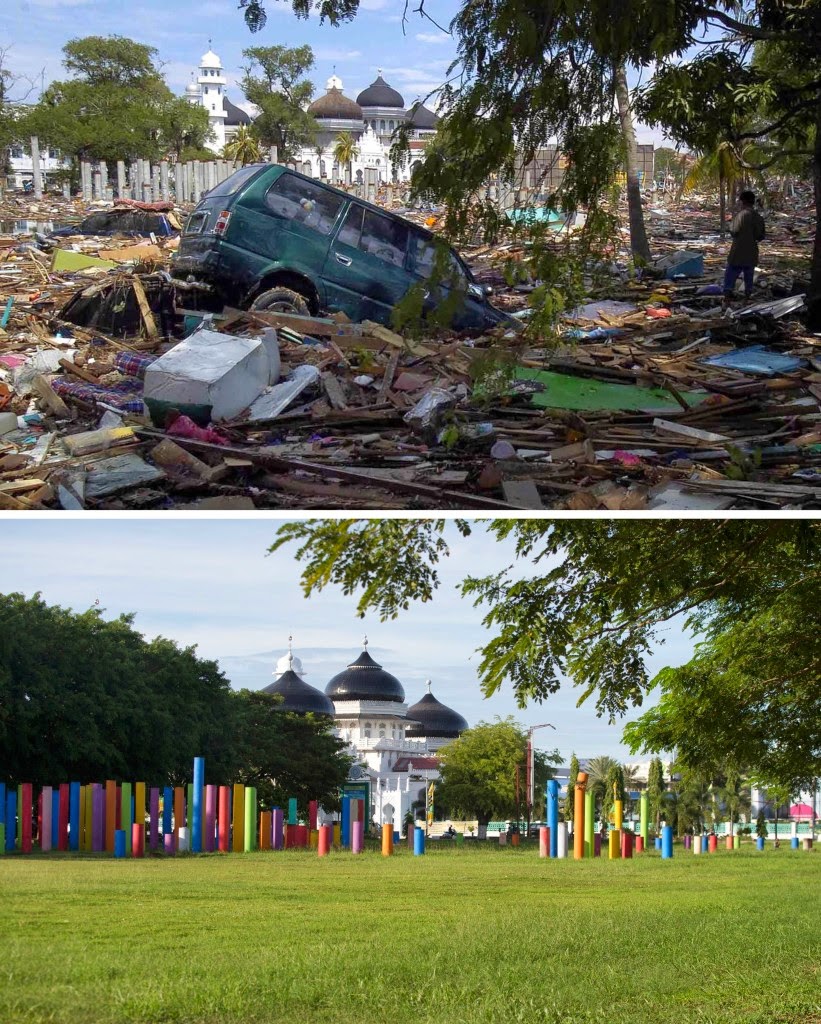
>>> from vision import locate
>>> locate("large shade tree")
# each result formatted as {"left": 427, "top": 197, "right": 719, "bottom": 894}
{"left": 271, "top": 520, "right": 820, "bottom": 794}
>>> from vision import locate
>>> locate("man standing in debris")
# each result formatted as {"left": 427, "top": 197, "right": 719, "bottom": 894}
{"left": 723, "top": 190, "right": 765, "bottom": 303}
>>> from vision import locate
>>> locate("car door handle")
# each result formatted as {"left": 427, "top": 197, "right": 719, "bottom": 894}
{"left": 335, "top": 252, "right": 352, "bottom": 266}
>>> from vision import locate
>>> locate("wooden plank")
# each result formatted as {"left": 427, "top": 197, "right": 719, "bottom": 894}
{"left": 501, "top": 479, "right": 544, "bottom": 509}
{"left": 30, "top": 375, "right": 71, "bottom": 419}
{"left": 321, "top": 372, "right": 348, "bottom": 410}
{"left": 132, "top": 277, "right": 158, "bottom": 337}
{"left": 652, "top": 418, "right": 730, "bottom": 444}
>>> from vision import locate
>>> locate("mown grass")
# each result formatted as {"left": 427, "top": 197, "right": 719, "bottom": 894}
{"left": 0, "top": 842, "right": 819, "bottom": 1024}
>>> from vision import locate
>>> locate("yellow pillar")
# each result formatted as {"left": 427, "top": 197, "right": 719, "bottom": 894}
{"left": 614, "top": 799, "right": 623, "bottom": 832}
{"left": 309, "top": 829, "right": 318, "bottom": 849}
{"left": 574, "top": 772, "right": 588, "bottom": 860}
{"left": 381, "top": 823, "right": 393, "bottom": 856}
{"left": 134, "top": 782, "right": 146, "bottom": 835}
{"left": 609, "top": 829, "right": 621, "bottom": 859}
{"left": 333, "top": 823, "right": 341, "bottom": 848}
{"left": 232, "top": 785, "right": 245, "bottom": 853}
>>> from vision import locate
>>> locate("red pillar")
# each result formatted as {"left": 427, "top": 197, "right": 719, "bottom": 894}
{"left": 58, "top": 783, "right": 70, "bottom": 851}
{"left": 21, "top": 783, "right": 33, "bottom": 853}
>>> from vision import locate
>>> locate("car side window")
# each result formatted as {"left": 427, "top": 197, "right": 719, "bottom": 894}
{"left": 337, "top": 204, "right": 364, "bottom": 248}
{"left": 358, "top": 209, "right": 409, "bottom": 268}
{"left": 408, "top": 232, "right": 466, "bottom": 286}
{"left": 264, "top": 173, "right": 344, "bottom": 236}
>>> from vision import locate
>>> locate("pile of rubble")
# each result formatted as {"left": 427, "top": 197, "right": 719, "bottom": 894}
{"left": 1, "top": 192, "right": 818, "bottom": 510}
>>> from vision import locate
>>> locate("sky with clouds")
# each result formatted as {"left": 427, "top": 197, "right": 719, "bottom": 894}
{"left": 2, "top": 518, "right": 694, "bottom": 766}
{"left": 2, "top": 0, "right": 665, "bottom": 143}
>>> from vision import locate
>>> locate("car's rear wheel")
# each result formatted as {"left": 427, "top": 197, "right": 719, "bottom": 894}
{"left": 250, "top": 286, "right": 311, "bottom": 316}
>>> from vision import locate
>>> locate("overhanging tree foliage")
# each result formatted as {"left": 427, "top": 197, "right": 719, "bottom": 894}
{"left": 271, "top": 519, "right": 820, "bottom": 792}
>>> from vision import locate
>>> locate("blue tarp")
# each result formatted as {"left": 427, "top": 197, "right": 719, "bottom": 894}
{"left": 702, "top": 345, "right": 806, "bottom": 377}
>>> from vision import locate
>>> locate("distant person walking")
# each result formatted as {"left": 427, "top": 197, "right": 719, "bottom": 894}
{"left": 723, "top": 190, "right": 765, "bottom": 303}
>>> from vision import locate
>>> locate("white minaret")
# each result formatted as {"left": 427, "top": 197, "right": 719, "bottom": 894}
{"left": 198, "top": 42, "right": 227, "bottom": 153}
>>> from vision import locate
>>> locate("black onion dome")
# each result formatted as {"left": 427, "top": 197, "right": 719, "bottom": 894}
{"left": 408, "top": 102, "right": 439, "bottom": 129}
{"left": 262, "top": 670, "right": 335, "bottom": 716}
{"left": 308, "top": 88, "right": 363, "bottom": 120}
{"left": 405, "top": 688, "right": 467, "bottom": 738}
{"left": 325, "top": 649, "right": 405, "bottom": 702}
{"left": 356, "top": 75, "right": 404, "bottom": 109}
{"left": 223, "top": 97, "right": 252, "bottom": 126}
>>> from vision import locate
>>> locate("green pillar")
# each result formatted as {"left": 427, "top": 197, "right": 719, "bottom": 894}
{"left": 640, "top": 791, "right": 649, "bottom": 846}
{"left": 244, "top": 787, "right": 257, "bottom": 852}
{"left": 584, "top": 789, "right": 594, "bottom": 858}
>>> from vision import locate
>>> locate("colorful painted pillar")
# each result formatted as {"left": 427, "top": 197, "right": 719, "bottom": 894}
{"left": 93, "top": 785, "right": 105, "bottom": 852}
{"left": 352, "top": 819, "right": 364, "bottom": 854}
{"left": 556, "top": 821, "right": 568, "bottom": 859}
{"left": 693, "top": 833, "right": 702, "bottom": 855}
{"left": 41, "top": 786, "right": 52, "bottom": 852}
{"left": 701, "top": 834, "right": 709, "bottom": 853}
{"left": 114, "top": 829, "right": 126, "bottom": 858}
{"left": 584, "top": 789, "right": 594, "bottom": 859}
{"left": 381, "top": 823, "right": 393, "bottom": 856}
{"left": 218, "top": 786, "right": 230, "bottom": 852}
{"left": 205, "top": 785, "right": 216, "bottom": 853}
{"left": 186, "top": 784, "right": 194, "bottom": 842}
{"left": 594, "top": 834, "right": 602, "bottom": 857}
{"left": 318, "top": 824, "right": 331, "bottom": 856}
{"left": 105, "top": 781, "right": 117, "bottom": 853}
{"left": 333, "top": 823, "right": 341, "bottom": 848}
{"left": 635, "top": 835, "right": 644, "bottom": 854}
{"left": 614, "top": 798, "right": 623, "bottom": 833}
{"left": 162, "top": 786, "right": 173, "bottom": 838}
{"left": 232, "top": 784, "right": 245, "bottom": 852}
{"left": 68, "top": 782, "right": 80, "bottom": 852}
{"left": 121, "top": 782, "right": 133, "bottom": 856}
{"left": 756, "top": 836, "right": 765, "bottom": 851}
{"left": 5, "top": 788, "right": 16, "bottom": 851}
{"left": 259, "top": 811, "right": 271, "bottom": 850}
{"left": 341, "top": 798, "right": 351, "bottom": 848}
{"left": 134, "top": 782, "right": 146, "bottom": 835}
{"left": 174, "top": 787, "right": 185, "bottom": 849}
{"left": 308, "top": 800, "right": 318, "bottom": 832}
{"left": 621, "top": 830, "right": 633, "bottom": 859}
{"left": 51, "top": 789, "right": 59, "bottom": 853}
{"left": 191, "top": 757, "right": 204, "bottom": 854}
{"left": 0, "top": 782, "right": 5, "bottom": 854}
{"left": 16, "top": 784, "right": 21, "bottom": 848}
{"left": 609, "top": 830, "right": 621, "bottom": 860}
{"left": 547, "top": 779, "right": 559, "bottom": 858}
{"left": 539, "top": 826, "right": 548, "bottom": 858}
{"left": 132, "top": 823, "right": 144, "bottom": 858}
{"left": 272, "top": 808, "right": 284, "bottom": 851}
{"left": 661, "top": 825, "right": 673, "bottom": 859}
{"left": 639, "top": 791, "right": 648, "bottom": 849}
{"left": 149, "top": 788, "right": 160, "bottom": 851}
{"left": 244, "top": 787, "right": 257, "bottom": 852}
{"left": 288, "top": 798, "right": 298, "bottom": 827}
{"left": 164, "top": 834, "right": 175, "bottom": 855}
{"left": 83, "top": 785, "right": 94, "bottom": 851}
{"left": 574, "top": 772, "right": 588, "bottom": 860}
{"left": 57, "top": 783, "right": 69, "bottom": 851}
{"left": 413, "top": 826, "right": 425, "bottom": 856}
{"left": 20, "top": 783, "right": 32, "bottom": 853}
{"left": 708, "top": 834, "right": 717, "bottom": 853}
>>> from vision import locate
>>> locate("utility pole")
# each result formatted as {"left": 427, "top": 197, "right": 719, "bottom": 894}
{"left": 526, "top": 722, "right": 555, "bottom": 834}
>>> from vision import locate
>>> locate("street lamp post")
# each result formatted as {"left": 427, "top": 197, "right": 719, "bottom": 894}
{"left": 527, "top": 723, "right": 556, "bottom": 833}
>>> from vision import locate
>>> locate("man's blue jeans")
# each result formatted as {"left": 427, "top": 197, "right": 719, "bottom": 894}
{"left": 723, "top": 264, "right": 755, "bottom": 297}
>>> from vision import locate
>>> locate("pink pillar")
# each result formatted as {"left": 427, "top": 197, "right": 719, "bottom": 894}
{"left": 352, "top": 819, "right": 364, "bottom": 853}
{"left": 594, "top": 834, "right": 602, "bottom": 857}
{"left": 21, "top": 783, "right": 32, "bottom": 853}
{"left": 58, "top": 782, "right": 70, "bottom": 851}
{"left": 41, "top": 787, "right": 53, "bottom": 852}
{"left": 149, "top": 788, "right": 160, "bottom": 851}
{"left": 164, "top": 833, "right": 175, "bottom": 855}
{"left": 204, "top": 785, "right": 217, "bottom": 852}
{"left": 539, "top": 826, "right": 548, "bottom": 858}
{"left": 217, "top": 786, "right": 230, "bottom": 853}
{"left": 272, "top": 809, "right": 284, "bottom": 850}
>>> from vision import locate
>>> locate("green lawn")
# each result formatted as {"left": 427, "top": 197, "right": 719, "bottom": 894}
{"left": 0, "top": 843, "right": 818, "bottom": 1024}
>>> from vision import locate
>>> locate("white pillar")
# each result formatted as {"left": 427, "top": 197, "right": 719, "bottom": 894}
{"left": 117, "top": 161, "right": 126, "bottom": 200}
{"left": 160, "top": 161, "right": 170, "bottom": 201}
{"left": 556, "top": 822, "right": 568, "bottom": 858}
{"left": 30, "top": 136, "right": 43, "bottom": 199}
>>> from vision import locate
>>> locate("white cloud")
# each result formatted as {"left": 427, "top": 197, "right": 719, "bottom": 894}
{"left": 314, "top": 48, "right": 363, "bottom": 61}
{"left": 415, "top": 32, "right": 450, "bottom": 44}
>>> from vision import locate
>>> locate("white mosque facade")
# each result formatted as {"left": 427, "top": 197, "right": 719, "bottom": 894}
{"left": 263, "top": 642, "right": 467, "bottom": 832}
{"left": 185, "top": 48, "right": 438, "bottom": 184}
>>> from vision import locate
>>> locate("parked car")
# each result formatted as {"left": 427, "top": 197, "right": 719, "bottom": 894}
{"left": 171, "top": 164, "right": 517, "bottom": 333}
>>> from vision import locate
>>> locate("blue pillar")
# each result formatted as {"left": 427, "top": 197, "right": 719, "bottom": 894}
{"left": 114, "top": 829, "right": 126, "bottom": 858}
{"left": 661, "top": 825, "right": 673, "bottom": 859}
{"left": 163, "top": 786, "right": 173, "bottom": 836}
{"left": 51, "top": 790, "right": 60, "bottom": 851}
{"left": 756, "top": 836, "right": 765, "bottom": 851}
{"left": 192, "top": 756, "right": 204, "bottom": 854}
{"left": 5, "top": 790, "right": 15, "bottom": 851}
{"left": 655, "top": 837, "right": 662, "bottom": 850}
{"left": 414, "top": 826, "right": 425, "bottom": 856}
{"left": 341, "top": 797, "right": 351, "bottom": 848}
{"left": 0, "top": 783, "right": 5, "bottom": 829}
{"left": 701, "top": 834, "right": 709, "bottom": 853}
{"left": 547, "top": 779, "right": 559, "bottom": 858}
{"left": 69, "top": 782, "right": 81, "bottom": 852}
{"left": 791, "top": 837, "right": 799, "bottom": 849}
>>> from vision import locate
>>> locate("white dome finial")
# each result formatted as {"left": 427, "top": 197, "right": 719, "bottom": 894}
{"left": 426, "top": 679, "right": 432, "bottom": 693}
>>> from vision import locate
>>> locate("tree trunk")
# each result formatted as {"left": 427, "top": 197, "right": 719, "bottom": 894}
{"left": 808, "top": 90, "right": 821, "bottom": 329}
{"left": 615, "top": 64, "right": 652, "bottom": 264}
{"left": 719, "top": 168, "right": 726, "bottom": 238}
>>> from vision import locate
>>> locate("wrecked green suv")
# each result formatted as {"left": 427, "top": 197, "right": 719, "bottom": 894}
{"left": 171, "top": 164, "right": 516, "bottom": 333}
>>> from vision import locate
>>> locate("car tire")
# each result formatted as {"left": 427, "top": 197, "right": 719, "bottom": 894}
{"left": 250, "top": 286, "right": 311, "bottom": 316}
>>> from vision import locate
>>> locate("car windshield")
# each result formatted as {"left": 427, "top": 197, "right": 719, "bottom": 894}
{"left": 207, "top": 164, "right": 265, "bottom": 197}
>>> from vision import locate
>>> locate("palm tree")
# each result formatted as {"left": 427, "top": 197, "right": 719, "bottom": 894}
{"left": 615, "top": 64, "right": 651, "bottom": 264}
{"left": 585, "top": 755, "right": 621, "bottom": 823}
{"left": 682, "top": 140, "right": 765, "bottom": 236}
{"left": 332, "top": 131, "right": 359, "bottom": 185}
{"left": 223, "top": 125, "right": 262, "bottom": 167}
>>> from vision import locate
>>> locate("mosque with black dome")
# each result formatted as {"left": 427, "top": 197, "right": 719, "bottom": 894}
{"left": 261, "top": 639, "right": 467, "bottom": 830}
{"left": 186, "top": 48, "right": 439, "bottom": 183}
